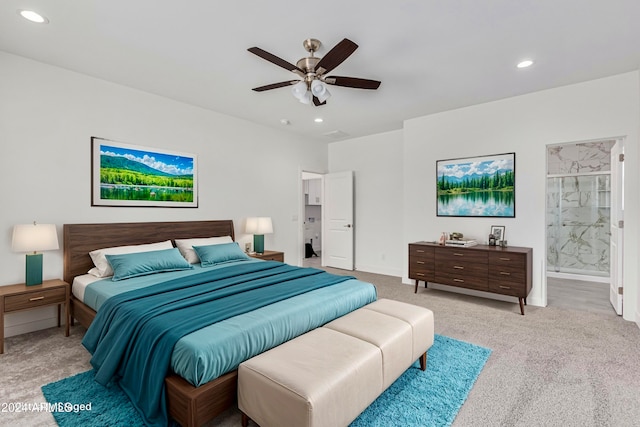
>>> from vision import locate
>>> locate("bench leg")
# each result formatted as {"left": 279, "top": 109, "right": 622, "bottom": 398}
{"left": 419, "top": 352, "right": 427, "bottom": 371}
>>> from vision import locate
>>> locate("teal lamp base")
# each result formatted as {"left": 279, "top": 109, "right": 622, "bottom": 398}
{"left": 253, "top": 234, "right": 265, "bottom": 254}
{"left": 25, "top": 253, "right": 43, "bottom": 286}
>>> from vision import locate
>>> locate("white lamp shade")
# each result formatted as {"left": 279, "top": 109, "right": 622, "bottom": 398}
{"left": 12, "top": 223, "right": 59, "bottom": 253}
{"left": 245, "top": 217, "right": 273, "bottom": 235}
{"left": 291, "top": 81, "right": 308, "bottom": 99}
{"left": 311, "top": 80, "right": 331, "bottom": 103}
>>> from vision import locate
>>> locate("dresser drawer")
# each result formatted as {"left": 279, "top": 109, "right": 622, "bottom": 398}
{"left": 488, "top": 264, "right": 526, "bottom": 283}
{"left": 4, "top": 287, "right": 66, "bottom": 313}
{"left": 435, "top": 247, "right": 488, "bottom": 264}
{"left": 488, "top": 279, "right": 526, "bottom": 297}
{"left": 409, "top": 245, "right": 434, "bottom": 259}
{"left": 435, "top": 272, "right": 488, "bottom": 291}
{"left": 488, "top": 252, "right": 526, "bottom": 269}
{"left": 437, "top": 259, "right": 488, "bottom": 276}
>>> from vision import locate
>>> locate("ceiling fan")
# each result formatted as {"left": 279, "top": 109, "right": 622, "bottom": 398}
{"left": 248, "top": 38, "right": 381, "bottom": 106}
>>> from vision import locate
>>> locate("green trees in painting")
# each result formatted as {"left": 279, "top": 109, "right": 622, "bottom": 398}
{"left": 100, "top": 168, "right": 193, "bottom": 189}
{"left": 438, "top": 170, "right": 514, "bottom": 194}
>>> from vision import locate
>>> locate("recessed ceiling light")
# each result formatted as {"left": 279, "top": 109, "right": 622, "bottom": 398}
{"left": 280, "top": 119, "right": 290, "bottom": 125}
{"left": 517, "top": 60, "right": 534, "bottom": 68}
{"left": 18, "top": 10, "right": 49, "bottom": 24}
{"left": 314, "top": 118, "right": 323, "bottom": 123}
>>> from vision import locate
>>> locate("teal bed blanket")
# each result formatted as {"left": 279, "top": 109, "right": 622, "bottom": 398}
{"left": 82, "top": 261, "right": 374, "bottom": 427}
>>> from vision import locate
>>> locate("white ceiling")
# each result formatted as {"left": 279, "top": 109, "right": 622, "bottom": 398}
{"left": 2, "top": 1, "right": 639, "bottom": 142}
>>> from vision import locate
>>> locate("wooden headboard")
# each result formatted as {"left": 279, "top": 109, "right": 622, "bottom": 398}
{"left": 63, "top": 220, "right": 235, "bottom": 285}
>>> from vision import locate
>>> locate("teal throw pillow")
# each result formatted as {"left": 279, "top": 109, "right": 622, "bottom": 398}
{"left": 105, "top": 248, "right": 193, "bottom": 281}
{"left": 193, "top": 242, "right": 251, "bottom": 267}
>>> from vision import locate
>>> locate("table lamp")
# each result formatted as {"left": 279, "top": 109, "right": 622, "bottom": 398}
{"left": 12, "top": 222, "right": 59, "bottom": 286}
{"left": 245, "top": 217, "right": 273, "bottom": 255}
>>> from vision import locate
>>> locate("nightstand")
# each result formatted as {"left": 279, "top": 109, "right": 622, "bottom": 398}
{"left": 249, "top": 250, "right": 284, "bottom": 262}
{"left": 0, "top": 279, "right": 70, "bottom": 354}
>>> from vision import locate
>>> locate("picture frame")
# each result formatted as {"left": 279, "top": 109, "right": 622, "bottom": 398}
{"left": 91, "top": 137, "right": 198, "bottom": 208}
{"left": 436, "top": 152, "right": 515, "bottom": 217}
{"left": 490, "top": 225, "right": 506, "bottom": 241}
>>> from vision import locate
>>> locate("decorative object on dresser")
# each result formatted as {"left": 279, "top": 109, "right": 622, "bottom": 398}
{"left": 12, "top": 222, "right": 60, "bottom": 286}
{"left": 490, "top": 225, "right": 506, "bottom": 243}
{"left": 248, "top": 250, "right": 284, "bottom": 262}
{"left": 245, "top": 217, "right": 273, "bottom": 254}
{"left": 409, "top": 242, "right": 532, "bottom": 315}
{"left": 437, "top": 152, "right": 515, "bottom": 218}
{"left": 91, "top": 137, "right": 198, "bottom": 208}
{"left": 0, "top": 279, "right": 70, "bottom": 353}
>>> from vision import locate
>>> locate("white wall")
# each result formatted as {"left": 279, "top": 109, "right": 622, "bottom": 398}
{"left": 0, "top": 52, "right": 327, "bottom": 336}
{"left": 329, "top": 130, "right": 404, "bottom": 277}
{"left": 403, "top": 72, "right": 639, "bottom": 320}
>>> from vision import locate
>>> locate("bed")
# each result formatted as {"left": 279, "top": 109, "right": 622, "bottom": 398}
{"left": 63, "top": 220, "right": 377, "bottom": 427}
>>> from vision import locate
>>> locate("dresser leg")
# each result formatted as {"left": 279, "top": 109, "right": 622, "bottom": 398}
{"left": 414, "top": 280, "right": 418, "bottom": 293}
{"left": 519, "top": 298, "right": 525, "bottom": 315}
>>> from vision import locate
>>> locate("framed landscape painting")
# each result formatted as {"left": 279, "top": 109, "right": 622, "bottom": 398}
{"left": 91, "top": 137, "right": 198, "bottom": 207}
{"left": 436, "top": 152, "right": 515, "bottom": 217}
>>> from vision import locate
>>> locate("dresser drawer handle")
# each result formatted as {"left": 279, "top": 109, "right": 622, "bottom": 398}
{"left": 499, "top": 272, "right": 511, "bottom": 276}
{"left": 499, "top": 285, "right": 511, "bottom": 290}
{"left": 416, "top": 250, "right": 425, "bottom": 253}
{"left": 453, "top": 266, "right": 464, "bottom": 269}
{"left": 416, "top": 261, "right": 425, "bottom": 264}
{"left": 453, "top": 278, "right": 464, "bottom": 283}
{"left": 453, "top": 253, "right": 464, "bottom": 257}
{"left": 499, "top": 257, "right": 511, "bottom": 261}
{"left": 416, "top": 273, "right": 425, "bottom": 276}
{"left": 29, "top": 296, "right": 45, "bottom": 301}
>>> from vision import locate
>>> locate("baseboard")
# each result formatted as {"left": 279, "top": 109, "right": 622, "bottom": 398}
{"left": 4, "top": 316, "right": 60, "bottom": 338}
{"left": 636, "top": 310, "right": 640, "bottom": 330}
{"left": 355, "top": 264, "right": 402, "bottom": 278}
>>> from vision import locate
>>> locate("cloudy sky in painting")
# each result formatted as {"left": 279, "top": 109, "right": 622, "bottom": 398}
{"left": 100, "top": 144, "right": 194, "bottom": 176}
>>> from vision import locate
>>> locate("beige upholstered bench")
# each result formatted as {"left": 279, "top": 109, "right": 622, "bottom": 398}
{"left": 238, "top": 299, "right": 434, "bottom": 427}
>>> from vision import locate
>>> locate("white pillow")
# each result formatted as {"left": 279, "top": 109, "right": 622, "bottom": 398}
{"left": 175, "top": 236, "right": 234, "bottom": 264}
{"left": 88, "top": 240, "right": 174, "bottom": 278}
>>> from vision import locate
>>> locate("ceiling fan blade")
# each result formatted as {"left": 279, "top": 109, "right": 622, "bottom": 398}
{"left": 248, "top": 47, "right": 305, "bottom": 74}
{"left": 312, "top": 96, "right": 326, "bottom": 107}
{"left": 315, "top": 38, "right": 358, "bottom": 74}
{"left": 324, "top": 76, "right": 381, "bottom": 90}
{"left": 252, "top": 80, "right": 299, "bottom": 92}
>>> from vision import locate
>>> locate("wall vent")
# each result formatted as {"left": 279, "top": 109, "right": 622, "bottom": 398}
{"left": 323, "top": 130, "right": 350, "bottom": 140}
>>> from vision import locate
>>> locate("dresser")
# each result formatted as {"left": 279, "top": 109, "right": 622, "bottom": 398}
{"left": 409, "top": 242, "right": 532, "bottom": 315}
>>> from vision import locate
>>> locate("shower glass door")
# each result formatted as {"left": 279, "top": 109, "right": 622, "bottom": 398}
{"left": 546, "top": 174, "right": 610, "bottom": 277}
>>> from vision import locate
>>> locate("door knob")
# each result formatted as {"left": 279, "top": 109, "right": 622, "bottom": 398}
{"left": 344, "top": 224, "right": 352, "bottom": 228}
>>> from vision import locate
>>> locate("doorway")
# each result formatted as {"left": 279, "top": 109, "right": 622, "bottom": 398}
{"left": 301, "top": 172, "right": 323, "bottom": 268}
{"left": 545, "top": 138, "right": 624, "bottom": 315}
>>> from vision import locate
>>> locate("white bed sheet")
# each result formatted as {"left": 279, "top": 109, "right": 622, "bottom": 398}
{"left": 71, "top": 273, "right": 102, "bottom": 302}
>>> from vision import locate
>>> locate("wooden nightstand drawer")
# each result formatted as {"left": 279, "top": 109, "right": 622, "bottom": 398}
{"left": 249, "top": 251, "right": 284, "bottom": 262}
{"left": 1, "top": 279, "right": 70, "bottom": 354}
{"left": 4, "top": 287, "right": 66, "bottom": 312}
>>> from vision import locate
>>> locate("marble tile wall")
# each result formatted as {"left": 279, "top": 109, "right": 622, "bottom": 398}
{"left": 547, "top": 140, "right": 615, "bottom": 175}
{"left": 546, "top": 141, "right": 613, "bottom": 276}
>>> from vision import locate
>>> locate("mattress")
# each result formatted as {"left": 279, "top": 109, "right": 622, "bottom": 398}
{"left": 74, "top": 260, "right": 377, "bottom": 386}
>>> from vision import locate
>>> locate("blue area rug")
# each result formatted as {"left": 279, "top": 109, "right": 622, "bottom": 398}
{"left": 42, "top": 334, "right": 490, "bottom": 427}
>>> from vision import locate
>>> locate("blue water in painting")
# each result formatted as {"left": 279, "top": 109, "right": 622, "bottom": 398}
{"left": 438, "top": 191, "right": 514, "bottom": 217}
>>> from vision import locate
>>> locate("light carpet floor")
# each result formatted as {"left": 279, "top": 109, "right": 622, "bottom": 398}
{"left": 1, "top": 268, "right": 639, "bottom": 427}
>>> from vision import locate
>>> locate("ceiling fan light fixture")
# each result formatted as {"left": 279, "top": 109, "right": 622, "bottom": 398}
{"left": 299, "top": 90, "right": 312, "bottom": 105}
{"left": 291, "top": 81, "right": 308, "bottom": 100}
{"left": 311, "top": 80, "right": 331, "bottom": 103}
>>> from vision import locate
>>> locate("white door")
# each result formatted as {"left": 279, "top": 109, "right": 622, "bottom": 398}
{"left": 609, "top": 140, "right": 624, "bottom": 315}
{"left": 323, "top": 171, "right": 354, "bottom": 270}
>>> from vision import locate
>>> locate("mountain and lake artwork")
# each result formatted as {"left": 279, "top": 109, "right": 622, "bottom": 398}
{"left": 437, "top": 153, "right": 515, "bottom": 217}
{"left": 91, "top": 137, "right": 197, "bottom": 207}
